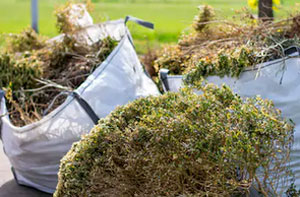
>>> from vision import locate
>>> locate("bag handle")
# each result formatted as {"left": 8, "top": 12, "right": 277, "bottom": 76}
{"left": 72, "top": 92, "right": 99, "bottom": 125}
{"left": 284, "top": 46, "right": 300, "bottom": 56}
{"left": 0, "top": 90, "right": 4, "bottom": 100}
{"left": 124, "top": 16, "right": 154, "bottom": 30}
{"left": 159, "top": 69, "right": 170, "bottom": 92}
{"left": 43, "top": 91, "right": 99, "bottom": 125}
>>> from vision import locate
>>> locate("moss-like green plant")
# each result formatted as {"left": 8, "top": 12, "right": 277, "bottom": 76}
{"left": 5, "top": 28, "right": 46, "bottom": 53}
{"left": 0, "top": 52, "right": 44, "bottom": 125}
{"left": 0, "top": 53, "right": 42, "bottom": 91}
{"left": 154, "top": 45, "right": 190, "bottom": 75}
{"left": 183, "top": 36, "right": 300, "bottom": 85}
{"left": 55, "top": 83, "right": 294, "bottom": 197}
{"left": 184, "top": 48, "right": 258, "bottom": 85}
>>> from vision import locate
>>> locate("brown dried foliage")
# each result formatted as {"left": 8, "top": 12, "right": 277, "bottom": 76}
{"left": 1, "top": 2, "right": 118, "bottom": 126}
{"left": 154, "top": 6, "right": 300, "bottom": 78}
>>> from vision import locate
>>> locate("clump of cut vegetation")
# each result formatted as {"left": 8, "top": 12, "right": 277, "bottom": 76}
{"left": 0, "top": 0, "right": 118, "bottom": 126}
{"left": 5, "top": 28, "right": 47, "bottom": 53}
{"left": 192, "top": 5, "right": 215, "bottom": 32}
{"left": 152, "top": 5, "right": 300, "bottom": 83}
{"left": 184, "top": 48, "right": 257, "bottom": 85}
{"left": 55, "top": 83, "right": 294, "bottom": 197}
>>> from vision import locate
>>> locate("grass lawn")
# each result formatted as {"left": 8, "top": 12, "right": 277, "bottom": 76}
{"left": 0, "top": 0, "right": 297, "bottom": 53}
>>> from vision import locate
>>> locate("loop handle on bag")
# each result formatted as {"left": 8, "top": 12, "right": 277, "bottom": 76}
{"left": 284, "top": 46, "right": 300, "bottom": 56}
{"left": 72, "top": 92, "right": 99, "bottom": 125}
{"left": 159, "top": 69, "right": 170, "bottom": 92}
{"left": 0, "top": 90, "right": 5, "bottom": 101}
{"left": 125, "top": 16, "right": 154, "bottom": 30}
{"left": 42, "top": 91, "right": 99, "bottom": 125}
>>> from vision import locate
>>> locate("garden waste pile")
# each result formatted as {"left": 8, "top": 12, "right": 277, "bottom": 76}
{"left": 149, "top": 4, "right": 300, "bottom": 195}
{"left": 55, "top": 83, "right": 294, "bottom": 196}
{"left": 0, "top": 2, "right": 118, "bottom": 126}
{"left": 0, "top": 1, "right": 297, "bottom": 195}
{"left": 52, "top": 4, "right": 300, "bottom": 196}
{"left": 152, "top": 5, "right": 300, "bottom": 85}
{"left": 0, "top": 1, "right": 161, "bottom": 193}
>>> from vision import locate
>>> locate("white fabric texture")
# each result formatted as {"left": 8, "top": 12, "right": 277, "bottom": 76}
{"left": 160, "top": 54, "right": 300, "bottom": 194}
{"left": 0, "top": 19, "right": 160, "bottom": 193}
{"left": 68, "top": 4, "right": 94, "bottom": 29}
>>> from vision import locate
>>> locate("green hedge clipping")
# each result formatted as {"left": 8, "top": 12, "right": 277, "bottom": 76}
{"left": 55, "top": 83, "right": 294, "bottom": 196}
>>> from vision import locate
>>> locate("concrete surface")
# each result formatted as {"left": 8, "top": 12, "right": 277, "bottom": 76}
{"left": 0, "top": 141, "right": 52, "bottom": 197}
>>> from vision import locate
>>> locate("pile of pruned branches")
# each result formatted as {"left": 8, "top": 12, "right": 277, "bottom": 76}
{"left": 0, "top": 1, "right": 118, "bottom": 126}
{"left": 151, "top": 5, "right": 300, "bottom": 85}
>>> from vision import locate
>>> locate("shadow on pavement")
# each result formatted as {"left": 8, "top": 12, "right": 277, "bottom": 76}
{"left": 0, "top": 179, "right": 52, "bottom": 197}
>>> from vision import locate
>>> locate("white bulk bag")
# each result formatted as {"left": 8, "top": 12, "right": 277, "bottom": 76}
{"left": 159, "top": 49, "right": 300, "bottom": 194}
{"left": 0, "top": 17, "right": 160, "bottom": 193}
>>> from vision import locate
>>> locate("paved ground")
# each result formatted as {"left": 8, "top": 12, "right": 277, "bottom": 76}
{"left": 0, "top": 141, "right": 52, "bottom": 197}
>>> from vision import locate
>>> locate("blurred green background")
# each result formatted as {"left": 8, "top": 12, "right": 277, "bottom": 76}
{"left": 0, "top": 0, "right": 297, "bottom": 52}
